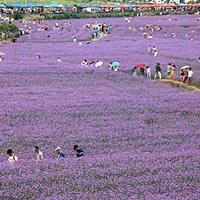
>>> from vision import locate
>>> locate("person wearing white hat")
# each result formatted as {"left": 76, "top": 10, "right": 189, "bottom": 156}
{"left": 55, "top": 147, "right": 65, "bottom": 158}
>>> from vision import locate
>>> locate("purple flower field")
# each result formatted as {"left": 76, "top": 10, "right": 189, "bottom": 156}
{"left": 0, "top": 15, "right": 200, "bottom": 200}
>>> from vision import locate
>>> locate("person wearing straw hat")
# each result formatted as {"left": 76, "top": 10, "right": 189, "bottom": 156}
{"left": 55, "top": 147, "right": 65, "bottom": 158}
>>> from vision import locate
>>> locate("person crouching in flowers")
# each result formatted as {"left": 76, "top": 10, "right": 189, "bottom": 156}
{"left": 55, "top": 147, "right": 65, "bottom": 158}
{"left": 57, "top": 57, "right": 62, "bottom": 63}
{"left": 7, "top": 149, "right": 18, "bottom": 165}
{"left": 73, "top": 145, "right": 84, "bottom": 158}
{"left": 35, "top": 146, "right": 43, "bottom": 161}
{"left": 36, "top": 53, "right": 41, "bottom": 59}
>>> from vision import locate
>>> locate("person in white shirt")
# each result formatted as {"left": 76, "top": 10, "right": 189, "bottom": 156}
{"left": 57, "top": 57, "right": 62, "bottom": 63}
{"left": 73, "top": 35, "right": 76, "bottom": 43}
{"left": 188, "top": 68, "right": 193, "bottom": 85}
{"left": 146, "top": 66, "right": 151, "bottom": 80}
{"left": 7, "top": 149, "right": 18, "bottom": 164}
{"left": 154, "top": 49, "right": 158, "bottom": 57}
{"left": 81, "top": 59, "right": 88, "bottom": 67}
{"left": 35, "top": 146, "right": 43, "bottom": 161}
{"left": 95, "top": 61, "right": 103, "bottom": 68}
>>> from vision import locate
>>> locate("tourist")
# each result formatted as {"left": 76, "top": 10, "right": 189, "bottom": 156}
{"left": 154, "top": 49, "right": 158, "bottom": 57}
{"left": 188, "top": 67, "right": 193, "bottom": 85}
{"left": 7, "top": 149, "right": 18, "bottom": 164}
{"left": 35, "top": 146, "right": 43, "bottom": 161}
{"left": 55, "top": 147, "right": 65, "bottom": 158}
{"left": 154, "top": 63, "right": 162, "bottom": 80}
{"left": 81, "top": 59, "right": 88, "bottom": 66}
{"left": 166, "top": 63, "right": 172, "bottom": 78}
{"left": 146, "top": 66, "right": 151, "bottom": 80}
{"left": 36, "top": 53, "right": 41, "bottom": 59}
{"left": 131, "top": 66, "right": 137, "bottom": 76}
{"left": 140, "top": 67, "right": 145, "bottom": 76}
{"left": 95, "top": 61, "right": 103, "bottom": 68}
{"left": 148, "top": 45, "right": 154, "bottom": 55}
{"left": 110, "top": 61, "right": 120, "bottom": 71}
{"left": 180, "top": 69, "right": 184, "bottom": 82}
{"left": 57, "top": 57, "right": 62, "bottom": 63}
{"left": 73, "top": 35, "right": 76, "bottom": 43}
{"left": 73, "top": 145, "right": 84, "bottom": 158}
{"left": 170, "top": 65, "right": 176, "bottom": 80}
{"left": 182, "top": 67, "right": 189, "bottom": 84}
{"left": 172, "top": 33, "right": 176, "bottom": 38}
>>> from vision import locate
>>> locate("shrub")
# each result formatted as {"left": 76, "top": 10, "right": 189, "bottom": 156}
{"left": 13, "top": 12, "right": 24, "bottom": 20}
{"left": 0, "top": 23, "right": 19, "bottom": 33}
{"left": 43, "top": 12, "right": 137, "bottom": 20}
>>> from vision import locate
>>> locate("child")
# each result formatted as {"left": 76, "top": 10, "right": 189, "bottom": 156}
{"left": 7, "top": 149, "right": 18, "bottom": 164}
{"left": 73, "top": 145, "right": 84, "bottom": 158}
{"left": 35, "top": 146, "right": 43, "bottom": 161}
{"left": 55, "top": 147, "right": 65, "bottom": 158}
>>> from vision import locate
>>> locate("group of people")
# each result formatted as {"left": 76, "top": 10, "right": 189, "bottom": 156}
{"left": 131, "top": 62, "right": 194, "bottom": 85}
{"left": 148, "top": 45, "right": 158, "bottom": 57}
{"left": 80, "top": 56, "right": 195, "bottom": 85}
{"left": 180, "top": 66, "right": 194, "bottom": 85}
{"left": 84, "top": 22, "right": 112, "bottom": 39}
{"left": 81, "top": 59, "right": 103, "bottom": 68}
{"left": 6, "top": 145, "right": 84, "bottom": 165}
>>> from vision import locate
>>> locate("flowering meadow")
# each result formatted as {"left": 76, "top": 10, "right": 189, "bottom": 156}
{"left": 0, "top": 15, "right": 200, "bottom": 200}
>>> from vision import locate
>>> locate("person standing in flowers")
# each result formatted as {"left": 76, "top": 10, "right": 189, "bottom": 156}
{"left": 110, "top": 61, "right": 120, "bottom": 72}
{"left": 131, "top": 66, "right": 137, "bottom": 76}
{"left": 73, "top": 145, "right": 84, "bottom": 158}
{"left": 146, "top": 66, "right": 151, "bottom": 80}
{"left": 170, "top": 65, "right": 176, "bottom": 80}
{"left": 182, "top": 68, "right": 189, "bottom": 84}
{"left": 154, "top": 63, "right": 162, "bottom": 80}
{"left": 73, "top": 35, "right": 77, "bottom": 43}
{"left": 36, "top": 53, "right": 41, "bottom": 59}
{"left": 7, "top": 149, "right": 18, "bottom": 165}
{"left": 188, "top": 68, "right": 193, "bottom": 86}
{"left": 55, "top": 147, "right": 65, "bottom": 158}
{"left": 166, "top": 63, "right": 172, "bottom": 78}
{"left": 35, "top": 146, "right": 43, "bottom": 161}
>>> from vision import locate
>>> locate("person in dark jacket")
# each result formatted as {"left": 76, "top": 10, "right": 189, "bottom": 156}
{"left": 73, "top": 145, "right": 84, "bottom": 158}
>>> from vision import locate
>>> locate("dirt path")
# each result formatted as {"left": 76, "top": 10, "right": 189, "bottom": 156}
{"left": 160, "top": 79, "right": 200, "bottom": 92}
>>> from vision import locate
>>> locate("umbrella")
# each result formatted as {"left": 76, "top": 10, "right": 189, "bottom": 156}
{"left": 111, "top": 61, "right": 120, "bottom": 68}
{"left": 135, "top": 63, "right": 145, "bottom": 68}
{"left": 181, "top": 65, "right": 190, "bottom": 70}
{"left": 0, "top": 4, "right": 6, "bottom": 8}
